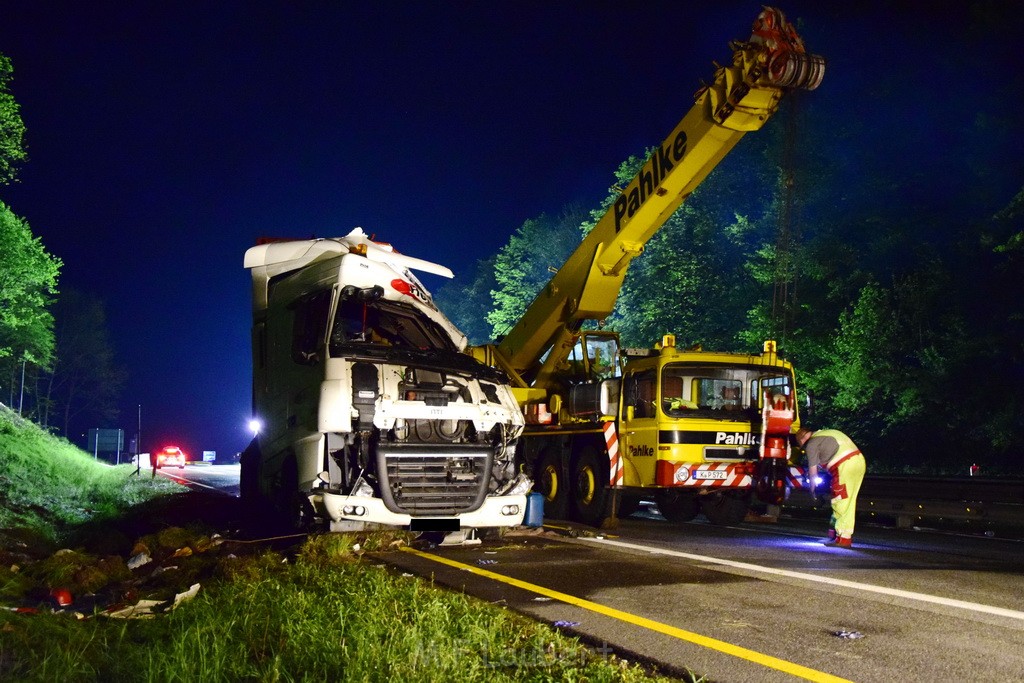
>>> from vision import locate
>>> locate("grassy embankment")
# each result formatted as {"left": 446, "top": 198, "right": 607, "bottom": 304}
{"left": 0, "top": 405, "right": 686, "bottom": 681}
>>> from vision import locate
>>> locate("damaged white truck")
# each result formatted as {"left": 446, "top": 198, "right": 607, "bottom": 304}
{"left": 240, "top": 229, "right": 530, "bottom": 533}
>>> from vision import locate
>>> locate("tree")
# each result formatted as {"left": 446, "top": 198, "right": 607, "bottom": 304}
{"left": 37, "top": 289, "right": 125, "bottom": 438}
{"left": 0, "top": 202, "right": 61, "bottom": 368}
{"left": 487, "top": 207, "right": 585, "bottom": 340}
{"left": 0, "top": 54, "right": 27, "bottom": 185}
{"left": 434, "top": 255, "right": 499, "bottom": 346}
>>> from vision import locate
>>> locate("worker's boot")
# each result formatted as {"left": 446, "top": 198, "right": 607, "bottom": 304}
{"left": 823, "top": 534, "right": 853, "bottom": 548}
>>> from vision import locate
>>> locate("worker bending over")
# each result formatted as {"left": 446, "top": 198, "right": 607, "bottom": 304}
{"left": 795, "top": 428, "right": 866, "bottom": 548}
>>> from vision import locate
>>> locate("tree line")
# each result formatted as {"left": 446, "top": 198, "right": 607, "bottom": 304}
{"left": 1, "top": 54, "right": 124, "bottom": 441}
{"left": 437, "top": 92, "right": 1024, "bottom": 476}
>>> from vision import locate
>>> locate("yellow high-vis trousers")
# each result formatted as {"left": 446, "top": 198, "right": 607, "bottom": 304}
{"left": 828, "top": 453, "right": 866, "bottom": 540}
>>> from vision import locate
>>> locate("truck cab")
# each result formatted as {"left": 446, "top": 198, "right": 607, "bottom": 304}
{"left": 242, "top": 230, "right": 530, "bottom": 533}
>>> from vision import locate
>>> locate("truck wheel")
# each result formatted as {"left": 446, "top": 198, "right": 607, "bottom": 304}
{"left": 535, "top": 449, "right": 569, "bottom": 520}
{"left": 700, "top": 491, "right": 750, "bottom": 525}
{"left": 571, "top": 447, "right": 610, "bottom": 527}
{"left": 655, "top": 489, "right": 699, "bottom": 523}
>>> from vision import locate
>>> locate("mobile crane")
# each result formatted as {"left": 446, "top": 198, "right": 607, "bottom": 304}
{"left": 469, "top": 7, "right": 824, "bottom": 526}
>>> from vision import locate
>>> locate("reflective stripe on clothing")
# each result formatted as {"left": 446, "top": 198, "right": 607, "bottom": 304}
{"left": 827, "top": 449, "right": 862, "bottom": 473}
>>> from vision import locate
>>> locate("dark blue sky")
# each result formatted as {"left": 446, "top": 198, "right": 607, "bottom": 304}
{"left": 1, "top": 1, "right": 1021, "bottom": 459}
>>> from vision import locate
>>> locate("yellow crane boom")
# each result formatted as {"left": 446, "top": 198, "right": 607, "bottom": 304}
{"left": 473, "top": 8, "right": 823, "bottom": 398}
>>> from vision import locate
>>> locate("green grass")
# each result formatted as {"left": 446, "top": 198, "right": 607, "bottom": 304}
{"left": 0, "top": 405, "right": 688, "bottom": 681}
{"left": 0, "top": 404, "right": 182, "bottom": 542}
{"left": 1, "top": 536, "right": 681, "bottom": 682}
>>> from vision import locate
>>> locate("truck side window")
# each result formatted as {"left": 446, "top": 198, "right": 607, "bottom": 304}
{"left": 624, "top": 369, "right": 656, "bottom": 419}
{"left": 291, "top": 289, "right": 331, "bottom": 365}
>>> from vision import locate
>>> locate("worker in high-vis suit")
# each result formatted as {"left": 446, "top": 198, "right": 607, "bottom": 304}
{"left": 795, "top": 427, "right": 866, "bottom": 548}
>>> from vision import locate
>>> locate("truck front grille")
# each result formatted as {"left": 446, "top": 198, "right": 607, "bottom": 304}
{"left": 376, "top": 444, "right": 492, "bottom": 516}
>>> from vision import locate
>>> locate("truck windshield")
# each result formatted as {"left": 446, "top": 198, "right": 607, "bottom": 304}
{"left": 661, "top": 363, "right": 793, "bottom": 419}
{"left": 329, "top": 298, "right": 457, "bottom": 354}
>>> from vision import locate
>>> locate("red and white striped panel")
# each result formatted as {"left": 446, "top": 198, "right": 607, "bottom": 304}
{"left": 604, "top": 421, "right": 623, "bottom": 486}
{"left": 788, "top": 466, "right": 806, "bottom": 488}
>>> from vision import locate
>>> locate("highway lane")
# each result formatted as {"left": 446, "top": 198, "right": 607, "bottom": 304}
{"left": 158, "top": 468, "right": 1024, "bottom": 680}
{"left": 156, "top": 462, "right": 240, "bottom": 496}
{"left": 383, "top": 508, "right": 1024, "bottom": 682}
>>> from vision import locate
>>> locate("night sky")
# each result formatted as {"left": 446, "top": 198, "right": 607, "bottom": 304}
{"left": 1, "top": 1, "right": 1021, "bottom": 460}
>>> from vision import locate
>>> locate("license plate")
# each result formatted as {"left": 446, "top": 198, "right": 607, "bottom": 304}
{"left": 693, "top": 470, "right": 728, "bottom": 480}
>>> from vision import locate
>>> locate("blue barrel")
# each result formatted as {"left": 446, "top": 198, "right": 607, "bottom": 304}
{"left": 524, "top": 492, "right": 544, "bottom": 527}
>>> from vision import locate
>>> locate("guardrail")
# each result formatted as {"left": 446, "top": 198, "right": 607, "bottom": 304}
{"left": 784, "top": 476, "right": 1024, "bottom": 529}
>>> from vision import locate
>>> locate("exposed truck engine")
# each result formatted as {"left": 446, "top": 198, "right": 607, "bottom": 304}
{"left": 240, "top": 229, "right": 530, "bottom": 533}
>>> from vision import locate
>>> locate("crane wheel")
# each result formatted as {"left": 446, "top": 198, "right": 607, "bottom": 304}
{"left": 571, "top": 447, "right": 610, "bottom": 527}
{"left": 535, "top": 450, "right": 569, "bottom": 520}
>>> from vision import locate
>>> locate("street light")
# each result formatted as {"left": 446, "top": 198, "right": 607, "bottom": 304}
{"left": 248, "top": 419, "right": 261, "bottom": 436}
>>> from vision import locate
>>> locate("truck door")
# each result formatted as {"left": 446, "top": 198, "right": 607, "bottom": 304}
{"left": 620, "top": 368, "right": 658, "bottom": 486}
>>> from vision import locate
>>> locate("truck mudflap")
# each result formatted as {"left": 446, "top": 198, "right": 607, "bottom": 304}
{"left": 320, "top": 491, "right": 528, "bottom": 531}
{"left": 655, "top": 461, "right": 805, "bottom": 489}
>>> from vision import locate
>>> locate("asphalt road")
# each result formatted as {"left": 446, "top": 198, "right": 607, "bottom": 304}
{"left": 156, "top": 462, "right": 240, "bottom": 497}
{"left": 165, "top": 468, "right": 1024, "bottom": 681}
{"left": 380, "top": 507, "right": 1024, "bottom": 682}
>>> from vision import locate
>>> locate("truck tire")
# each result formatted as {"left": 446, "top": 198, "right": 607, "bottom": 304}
{"left": 535, "top": 449, "right": 569, "bottom": 521}
{"left": 655, "top": 489, "right": 699, "bottom": 523}
{"left": 571, "top": 446, "right": 610, "bottom": 527}
{"left": 700, "top": 491, "right": 750, "bottom": 525}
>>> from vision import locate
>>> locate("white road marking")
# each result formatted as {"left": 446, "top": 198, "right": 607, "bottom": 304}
{"left": 580, "top": 536, "right": 1024, "bottom": 622}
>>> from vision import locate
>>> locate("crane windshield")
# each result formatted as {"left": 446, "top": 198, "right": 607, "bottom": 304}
{"left": 661, "top": 363, "right": 793, "bottom": 419}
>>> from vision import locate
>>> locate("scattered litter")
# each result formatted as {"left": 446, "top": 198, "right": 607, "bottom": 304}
{"left": 105, "top": 583, "right": 201, "bottom": 619}
{"left": 401, "top": 572, "right": 414, "bottom": 577}
{"left": 105, "top": 599, "right": 165, "bottom": 619}
{"left": 127, "top": 552, "right": 152, "bottom": 570}
{"left": 532, "top": 597, "right": 552, "bottom": 602}
{"left": 476, "top": 559, "right": 498, "bottom": 566}
{"left": 49, "top": 588, "right": 73, "bottom": 607}
{"left": 171, "top": 547, "right": 193, "bottom": 559}
{"left": 352, "top": 543, "right": 361, "bottom": 552}
{"left": 553, "top": 620, "right": 580, "bottom": 628}
{"left": 172, "top": 583, "right": 201, "bottom": 609}
{"left": 152, "top": 566, "right": 179, "bottom": 576}
{"left": 833, "top": 629, "right": 864, "bottom": 640}
{"left": 484, "top": 551, "right": 498, "bottom": 555}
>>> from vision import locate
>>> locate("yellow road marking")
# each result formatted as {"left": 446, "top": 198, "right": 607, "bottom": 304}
{"left": 402, "top": 546, "right": 852, "bottom": 683}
